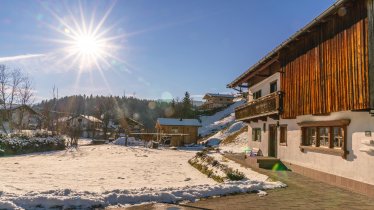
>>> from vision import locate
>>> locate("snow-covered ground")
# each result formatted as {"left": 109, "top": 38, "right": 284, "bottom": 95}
{"left": 0, "top": 144, "right": 284, "bottom": 209}
{"left": 198, "top": 100, "right": 245, "bottom": 137}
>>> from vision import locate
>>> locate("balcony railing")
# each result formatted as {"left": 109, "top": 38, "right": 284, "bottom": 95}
{"left": 235, "top": 91, "right": 283, "bottom": 122}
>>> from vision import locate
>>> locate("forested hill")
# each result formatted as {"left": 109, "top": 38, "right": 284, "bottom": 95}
{"left": 34, "top": 93, "right": 198, "bottom": 130}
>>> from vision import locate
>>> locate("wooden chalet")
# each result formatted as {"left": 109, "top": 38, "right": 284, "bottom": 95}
{"left": 200, "top": 93, "right": 235, "bottom": 110}
{"left": 155, "top": 118, "right": 201, "bottom": 146}
{"left": 228, "top": 0, "right": 374, "bottom": 197}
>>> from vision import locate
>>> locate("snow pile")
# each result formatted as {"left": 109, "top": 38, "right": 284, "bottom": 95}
{"left": 198, "top": 100, "right": 245, "bottom": 137}
{"left": 202, "top": 122, "right": 246, "bottom": 147}
{"left": 0, "top": 145, "right": 285, "bottom": 209}
{"left": 114, "top": 137, "right": 143, "bottom": 146}
{"left": 0, "top": 180, "right": 285, "bottom": 209}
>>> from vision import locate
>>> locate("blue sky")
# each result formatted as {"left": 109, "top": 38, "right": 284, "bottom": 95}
{"left": 0, "top": 0, "right": 335, "bottom": 102}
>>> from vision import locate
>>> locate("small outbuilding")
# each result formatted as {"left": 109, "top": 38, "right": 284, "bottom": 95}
{"left": 155, "top": 118, "right": 201, "bottom": 146}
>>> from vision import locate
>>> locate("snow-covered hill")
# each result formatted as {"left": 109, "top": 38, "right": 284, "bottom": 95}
{"left": 198, "top": 100, "right": 245, "bottom": 137}
{"left": 198, "top": 99, "right": 249, "bottom": 153}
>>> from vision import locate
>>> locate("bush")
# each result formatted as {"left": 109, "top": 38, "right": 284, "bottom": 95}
{"left": 226, "top": 169, "right": 245, "bottom": 181}
{"left": 0, "top": 136, "right": 66, "bottom": 156}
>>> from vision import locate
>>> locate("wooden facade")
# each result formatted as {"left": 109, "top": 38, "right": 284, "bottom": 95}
{"left": 281, "top": 0, "right": 370, "bottom": 119}
{"left": 155, "top": 124, "right": 199, "bottom": 146}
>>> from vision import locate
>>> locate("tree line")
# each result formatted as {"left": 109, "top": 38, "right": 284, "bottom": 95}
{"left": 36, "top": 91, "right": 199, "bottom": 131}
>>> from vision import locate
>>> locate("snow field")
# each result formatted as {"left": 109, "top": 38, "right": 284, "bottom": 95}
{"left": 0, "top": 144, "right": 285, "bottom": 209}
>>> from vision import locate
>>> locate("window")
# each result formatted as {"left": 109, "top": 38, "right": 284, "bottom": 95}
{"left": 253, "top": 90, "right": 262, "bottom": 100}
{"left": 319, "top": 127, "right": 329, "bottom": 147}
{"left": 270, "top": 81, "right": 277, "bottom": 93}
{"left": 171, "top": 127, "right": 178, "bottom": 133}
{"left": 332, "top": 127, "right": 343, "bottom": 148}
{"left": 252, "top": 128, "right": 261, "bottom": 142}
{"left": 299, "top": 119, "right": 349, "bottom": 158}
{"left": 280, "top": 125, "right": 287, "bottom": 145}
{"left": 305, "top": 127, "right": 316, "bottom": 146}
{"left": 303, "top": 126, "right": 344, "bottom": 148}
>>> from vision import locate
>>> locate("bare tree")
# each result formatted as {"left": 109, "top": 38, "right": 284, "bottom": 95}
{"left": 18, "top": 75, "right": 34, "bottom": 105}
{"left": 9, "top": 68, "right": 23, "bottom": 108}
{"left": 0, "top": 64, "right": 35, "bottom": 131}
{"left": 0, "top": 64, "right": 10, "bottom": 110}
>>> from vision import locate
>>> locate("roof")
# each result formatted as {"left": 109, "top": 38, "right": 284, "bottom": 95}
{"left": 227, "top": 0, "right": 348, "bottom": 88}
{"left": 67, "top": 115, "right": 103, "bottom": 123}
{"left": 203, "top": 93, "right": 235, "bottom": 99}
{"left": 80, "top": 115, "right": 103, "bottom": 123}
{"left": 0, "top": 104, "right": 43, "bottom": 117}
{"left": 157, "top": 118, "right": 201, "bottom": 127}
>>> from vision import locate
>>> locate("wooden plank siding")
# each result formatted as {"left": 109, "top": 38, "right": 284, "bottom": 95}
{"left": 280, "top": 1, "right": 369, "bottom": 119}
{"left": 368, "top": 0, "right": 374, "bottom": 109}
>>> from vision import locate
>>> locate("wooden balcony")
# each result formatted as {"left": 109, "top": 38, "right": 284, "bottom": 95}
{"left": 235, "top": 91, "right": 283, "bottom": 122}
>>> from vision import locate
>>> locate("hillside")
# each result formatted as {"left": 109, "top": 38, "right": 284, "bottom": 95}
{"left": 198, "top": 100, "right": 245, "bottom": 137}
{"left": 198, "top": 99, "right": 249, "bottom": 153}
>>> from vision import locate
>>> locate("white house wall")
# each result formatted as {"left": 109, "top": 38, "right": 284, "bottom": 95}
{"left": 248, "top": 73, "right": 280, "bottom": 101}
{"left": 278, "top": 111, "right": 374, "bottom": 185}
{"left": 248, "top": 117, "right": 278, "bottom": 156}
{"left": 246, "top": 72, "right": 280, "bottom": 156}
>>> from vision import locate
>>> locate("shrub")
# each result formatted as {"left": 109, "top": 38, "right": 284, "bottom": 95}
{"left": 226, "top": 169, "right": 245, "bottom": 181}
{"left": 0, "top": 136, "right": 66, "bottom": 156}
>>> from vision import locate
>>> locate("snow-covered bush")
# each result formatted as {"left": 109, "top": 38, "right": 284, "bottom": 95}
{"left": 0, "top": 135, "right": 65, "bottom": 156}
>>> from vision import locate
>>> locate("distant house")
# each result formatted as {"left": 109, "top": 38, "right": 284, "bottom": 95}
{"left": 108, "top": 117, "right": 145, "bottom": 134}
{"left": 0, "top": 104, "right": 43, "bottom": 130}
{"left": 155, "top": 118, "right": 201, "bottom": 146}
{"left": 64, "top": 115, "right": 103, "bottom": 138}
{"left": 200, "top": 93, "right": 235, "bottom": 110}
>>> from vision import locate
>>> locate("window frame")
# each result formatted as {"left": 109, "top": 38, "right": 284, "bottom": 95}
{"left": 270, "top": 80, "right": 277, "bottom": 93}
{"left": 253, "top": 90, "right": 262, "bottom": 100}
{"left": 298, "top": 119, "right": 350, "bottom": 159}
{"left": 279, "top": 125, "right": 287, "bottom": 146}
{"left": 252, "top": 128, "right": 261, "bottom": 142}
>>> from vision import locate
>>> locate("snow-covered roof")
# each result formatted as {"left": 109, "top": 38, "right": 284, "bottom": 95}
{"left": 157, "top": 118, "right": 201, "bottom": 127}
{"left": 80, "top": 115, "right": 102, "bottom": 123}
{"left": 203, "top": 93, "right": 235, "bottom": 99}
{"left": 66, "top": 115, "right": 103, "bottom": 123}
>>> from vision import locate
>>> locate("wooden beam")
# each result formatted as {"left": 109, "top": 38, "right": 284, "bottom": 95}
{"left": 368, "top": 0, "right": 374, "bottom": 109}
{"left": 232, "top": 56, "right": 279, "bottom": 87}
{"left": 255, "top": 74, "right": 270, "bottom": 77}
{"left": 297, "top": 119, "right": 351, "bottom": 127}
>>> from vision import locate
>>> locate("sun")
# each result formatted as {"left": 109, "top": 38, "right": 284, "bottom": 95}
{"left": 41, "top": 1, "right": 123, "bottom": 71}
{"left": 71, "top": 34, "right": 106, "bottom": 58}
{"left": 73, "top": 34, "right": 102, "bottom": 55}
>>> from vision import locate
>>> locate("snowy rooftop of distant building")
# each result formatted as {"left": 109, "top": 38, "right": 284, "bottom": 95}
{"left": 157, "top": 118, "right": 201, "bottom": 127}
{"left": 203, "top": 93, "right": 235, "bottom": 99}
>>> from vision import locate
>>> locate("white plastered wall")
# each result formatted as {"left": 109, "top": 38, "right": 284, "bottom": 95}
{"left": 278, "top": 111, "right": 374, "bottom": 185}
{"left": 247, "top": 73, "right": 280, "bottom": 156}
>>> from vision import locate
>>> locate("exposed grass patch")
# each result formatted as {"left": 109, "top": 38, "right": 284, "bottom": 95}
{"left": 220, "top": 126, "right": 248, "bottom": 145}
{"left": 189, "top": 151, "right": 245, "bottom": 182}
